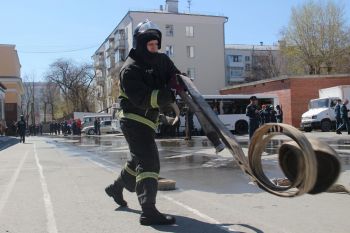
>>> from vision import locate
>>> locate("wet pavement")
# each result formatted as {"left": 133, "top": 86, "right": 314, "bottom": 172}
{"left": 45, "top": 132, "right": 350, "bottom": 194}
{"left": 1, "top": 132, "right": 350, "bottom": 233}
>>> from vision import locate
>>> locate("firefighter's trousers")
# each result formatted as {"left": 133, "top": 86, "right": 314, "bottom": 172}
{"left": 118, "top": 118, "right": 160, "bottom": 207}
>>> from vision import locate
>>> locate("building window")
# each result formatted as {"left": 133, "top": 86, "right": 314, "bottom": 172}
{"left": 229, "top": 67, "right": 244, "bottom": 77}
{"left": 245, "top": 56, "right": 250, "bottom": 62}
{"left": 245, "top": 64, "right": 251, "bottom": 71}
{"left": 233, "top": 55, "right": 242, "bottom": 62}
{"left": 165, "top": 45, "right": 174, "bottom": 57}
{"left": 115, "top": 49, "right": 125, "bottom": 62}
{"left": 186, "top": 46, "right": 195, "bottom": 58}
{"left": 187, "top": 68, "right": 196, "bottom": 80}
{"left": 116, "top": 29, "right": 125, "bottom": 40}
{"left": 186, "top": 26, "right": 194, "bottom": 37}
{"left": 228, "top": 55, "right": 243, "bottom": 63}
{"left": 165, "top": 24, "right": 174, "bottom": 37}
{"left": 106, "top": 56, "right": 111, "bottom": 69}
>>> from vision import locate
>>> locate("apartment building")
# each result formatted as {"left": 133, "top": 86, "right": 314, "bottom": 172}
{"left": 92, "top": 0, "right": 227, "bottom": 113}
{"left": 225, "top": 43, "right": 280, "bottom": 85}
{"left": 0, "top": 44, "right": 24, "bottom": 133}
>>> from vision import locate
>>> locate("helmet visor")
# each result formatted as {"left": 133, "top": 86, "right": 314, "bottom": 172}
{"left": 137, "top": 20, "right": 161, "bottom": 34}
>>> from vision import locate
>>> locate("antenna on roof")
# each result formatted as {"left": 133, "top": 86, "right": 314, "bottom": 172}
{"left": 187, "top": 0, "right": 192, "bottom": 12}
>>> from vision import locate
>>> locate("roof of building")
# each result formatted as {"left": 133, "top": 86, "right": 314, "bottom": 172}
{"left": 0, "top": 82, "right": 7, "bottom": 91}
{"left": 130, "top": 9, "right": 228, "bottom": 18}
{"left": 0, "top": 44, "right": 16, "bottom": 48}
{"left": 225, "top": 44, "right": 279, "bottom": 51}
{"left": 221, "top": 74, "right": 350, "bottom": 91}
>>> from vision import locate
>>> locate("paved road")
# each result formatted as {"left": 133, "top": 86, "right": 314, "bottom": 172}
{"left": 0, "top": 136, "right": 19, "bottom": 151}
{"left": 0, "top": 132, "right": 349, "bottom": 233}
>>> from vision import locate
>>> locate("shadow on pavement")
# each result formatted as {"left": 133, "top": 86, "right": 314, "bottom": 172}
{"left": 0, "top": 137, "right": 20, "bottom": 151}
{"left": 152, "top": 215, "right": 264, "bottom": 233}
{"left": 115, "top": 206, "right": 142, "bottom": 214}
{"left": 113, "top": 207, "right": 264, "bottom": 232}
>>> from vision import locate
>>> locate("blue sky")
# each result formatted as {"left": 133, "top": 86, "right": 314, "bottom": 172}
{"left": 1, "top": 0, "right": 349, "bottom": 80}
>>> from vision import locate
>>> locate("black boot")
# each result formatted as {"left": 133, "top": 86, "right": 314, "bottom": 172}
{"left": 105, "top": 177, "right": 127, "bottom": 207}
{"left": 140, "top": 205, "right": 176, "bottom": 225}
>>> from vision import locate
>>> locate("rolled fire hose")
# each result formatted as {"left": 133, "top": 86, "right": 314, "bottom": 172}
{"left": 178, "top": 91, "right": 226, "bottom": 153}
{"left": 176, "top": 74, "right": 341, "bottom": 197}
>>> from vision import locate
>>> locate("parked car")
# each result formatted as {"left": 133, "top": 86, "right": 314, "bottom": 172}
{"left": 81, "top": 120, "right": 121, "bottom": 135}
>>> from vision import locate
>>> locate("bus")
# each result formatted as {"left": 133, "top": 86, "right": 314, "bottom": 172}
{"left": 177, "top": 94, "right": 279, "bottom": 134}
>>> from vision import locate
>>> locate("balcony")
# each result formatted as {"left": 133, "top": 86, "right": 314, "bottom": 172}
{"left": 94, "top": 58, "right": 105, "bottom": 69}
{"left": 96, "top": 75, "right": 105, "bottom": 86}
{"left": 109, "top": 39, "right": 115, "bottom": 50}
{"left": 109, "top": 66, "right": 119, "bottom": 77}
{"left": 115, "top": 39, "right": 125, "bottom": 49}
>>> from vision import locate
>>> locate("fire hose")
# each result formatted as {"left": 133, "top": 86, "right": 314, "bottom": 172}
{"left": 171, "top": 74, "right": 341, "bottom": 197}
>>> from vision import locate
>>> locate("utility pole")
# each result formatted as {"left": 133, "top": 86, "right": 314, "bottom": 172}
{"left": 187, "top": 0, "right": 192, "bottom": 12}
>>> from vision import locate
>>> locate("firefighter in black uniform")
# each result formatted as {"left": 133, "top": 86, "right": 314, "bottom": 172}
{"left": 336, "top": 99, "right": 350, "bottom": 134}
{"left": 105, "top": 20, "right": 182, "bottom": 225}
{"left": 334, "top": 99, "right": 342, "bottom": 133}
{"left": 275, "top": 105, "right": 283, "bottom": 123}
{"left": 246, "top": 96, "right": 260, "bottom": 139}
{"left": 17, "top": 115, "right": 26, "bottom": 143}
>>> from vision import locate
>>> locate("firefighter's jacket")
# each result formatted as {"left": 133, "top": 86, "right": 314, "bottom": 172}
{"left": 118, "top": 49, "right": 179, "bottom": 129}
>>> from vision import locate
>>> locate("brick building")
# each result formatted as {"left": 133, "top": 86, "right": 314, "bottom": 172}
{"left": 220, "top": 74, "right": 350, "bottom": 128}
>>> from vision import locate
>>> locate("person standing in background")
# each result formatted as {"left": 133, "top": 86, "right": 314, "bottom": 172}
{"left": 17, "top": 115, "right": 26, "bottom": 143}
{"left": 246, "top": 96, "right": 260, "bottom": 139}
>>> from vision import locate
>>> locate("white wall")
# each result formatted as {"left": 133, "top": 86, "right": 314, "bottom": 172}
{"left": 127, "top": 12, "right": 227, "bottom": 94}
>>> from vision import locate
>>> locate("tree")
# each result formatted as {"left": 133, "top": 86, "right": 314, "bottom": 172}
{"left": 22, "top": 74, "right": 35, "bottom": 126}
{"left": 45, "top": 59, "right": 96, "bottom": 114}
{"left": 41, "top": 81, "right": 60, "bottom": 122}
{"left": 248, "top": 48, "right": 283, "bottom": 82}
{"left": 281, "top": 0, "right": 350, "bottom": 75}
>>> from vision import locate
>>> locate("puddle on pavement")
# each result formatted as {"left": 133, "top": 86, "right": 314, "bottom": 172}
{"left": 50, "top": 135, "right": 350, "bottom": 171}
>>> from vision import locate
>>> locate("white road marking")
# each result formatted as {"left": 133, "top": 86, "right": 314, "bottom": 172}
{"left": 0, "top": 151, "right": 28, "bottom": 214}
{"left": 86, "top": 157, "right": 237, "bottom": 231}
{"left": 34, "top": 143, "right": 58, "bottom": 233}
{"left": 162, "top": 194, "right": 238, "bottom": 233}
{"left": 87, "top": 158, "right": 118, "bottom": 173}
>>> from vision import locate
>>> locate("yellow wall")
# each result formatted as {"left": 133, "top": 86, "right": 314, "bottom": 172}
{"left": 0, "top": 45, "right": 23, "bottom": 115}
{"left": 0, "top": 45, "right": 21, "bottom": 77}
{"left": 4, "top": 92, "right": 18, "bottom": 103}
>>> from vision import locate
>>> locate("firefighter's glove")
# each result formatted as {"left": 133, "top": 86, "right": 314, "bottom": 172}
{"left": 169, "top": 74, "right": 185, "bottom": 94}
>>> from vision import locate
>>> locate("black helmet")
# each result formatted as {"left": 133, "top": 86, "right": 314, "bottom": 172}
{"left": 249, "top": 96, "right": 257, "bottom": 101}
{"left": 133, "top": 20, "right": 162, "bottom": 49}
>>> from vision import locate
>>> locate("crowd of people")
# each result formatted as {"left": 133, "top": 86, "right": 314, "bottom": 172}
{"left": 335, "top": 99, "right": 350, "bottom": 134}
{"left": 11, "top": 118, "right": 84, "bottom": 140}
{"left": 48, "top": 119, "right": 82, "bottom": 135}
{"left": 246, "top": 96, "right": 283, "bottom": 138}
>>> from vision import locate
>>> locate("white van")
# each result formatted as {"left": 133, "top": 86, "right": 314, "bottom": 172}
{"left": 300, "top": 97, "right": 339, "bottom": 132}
{"left": 81, "top": 119, "right": 121, "bottom": 135}
{"left": 82, "top": 114, "right": 112, "bottom": 128}
{"left": 301, "top": 85, "right": 350, "bottom": 132}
